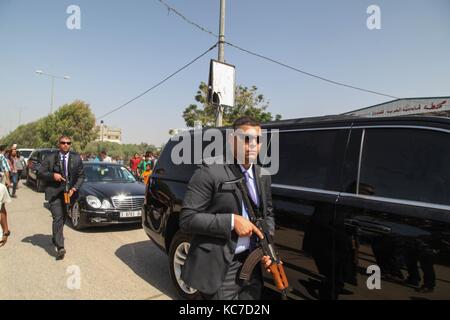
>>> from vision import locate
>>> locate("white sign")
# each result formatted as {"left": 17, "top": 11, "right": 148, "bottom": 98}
{"left": 347, "top": 97, "right": 450, "bottom": 117}
{"left": 208, "top": 60, "right": 235, "bottom": 107}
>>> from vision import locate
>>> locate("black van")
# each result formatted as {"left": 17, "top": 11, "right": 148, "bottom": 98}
{"left": 26, "top": 148, "right": 58, "bottom": 192}
{"left": 142, "top": 115, "right": 450, "bottom": 300}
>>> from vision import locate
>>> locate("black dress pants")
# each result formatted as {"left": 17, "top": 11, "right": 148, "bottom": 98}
{"left": 49, "top": 194, "right": 67, "bottom": 249}
{"left": 202, "top": 254, "right": 263, "bottom": 300}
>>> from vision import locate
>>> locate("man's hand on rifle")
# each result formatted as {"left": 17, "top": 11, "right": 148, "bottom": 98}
{"left": 262, "top": 255, "right": 272, "bottom": 272}
{"left": 233, "top": 214, "right": 264, "bottom": 239}
{"left": 53, "top": 173, "right": 66, "bottom": 182}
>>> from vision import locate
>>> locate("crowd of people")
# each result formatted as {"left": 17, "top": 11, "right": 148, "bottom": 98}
{"left": 79, "top": 150, "right": 158, "bottom": 183}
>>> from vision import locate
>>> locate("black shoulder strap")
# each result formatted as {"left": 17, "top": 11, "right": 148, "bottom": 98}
{"left": 237, "top": 178, "right": 262, "bottom": 220}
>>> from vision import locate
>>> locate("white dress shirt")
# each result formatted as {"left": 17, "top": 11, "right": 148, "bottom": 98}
{"left": 232, "top": 164, "right": 259, "bottom": 254}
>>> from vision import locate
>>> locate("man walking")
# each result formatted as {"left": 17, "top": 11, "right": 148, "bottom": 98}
{"left": 0, "top": 145, "right": 11, "bottom": 187}
{"left": 39, "top": 135, "right": 84, "bottom": 260}
{"left": 180, "top": 116, "right": 275, "bottom": 300}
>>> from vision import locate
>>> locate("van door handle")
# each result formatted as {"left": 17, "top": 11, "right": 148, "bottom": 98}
{"left": 345, "top": 219, "right": 391, "bottom": 234}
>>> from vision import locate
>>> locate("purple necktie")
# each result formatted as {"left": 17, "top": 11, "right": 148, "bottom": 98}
{"left": 244, "top": 171, "right": 258, "bottom": 207}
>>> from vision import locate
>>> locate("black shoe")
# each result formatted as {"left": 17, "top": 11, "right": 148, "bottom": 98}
{"left": 416, "top": 285, "right": 434, "bottom": 293}
{"left": 56, "top": 247, "right": 66, "bottom": 260}
{"left": 406, "top": 278, "right": 420, "bottom": 288}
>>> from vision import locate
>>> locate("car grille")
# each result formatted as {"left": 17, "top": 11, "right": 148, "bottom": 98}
{"left": 111, "top": 196, "right": 145, "bottom": 211}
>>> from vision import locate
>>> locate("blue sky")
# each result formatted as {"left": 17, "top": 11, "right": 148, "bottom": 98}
{"left": 1, "top": 0, "right": 449, "bottom": 146}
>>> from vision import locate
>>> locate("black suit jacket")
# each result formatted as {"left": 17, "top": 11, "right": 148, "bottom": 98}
{"left": 179, "top": 163, "right": 275, "bottom": 295}
{"left": 38, "top": 151, "right": 85, "bottom": 201}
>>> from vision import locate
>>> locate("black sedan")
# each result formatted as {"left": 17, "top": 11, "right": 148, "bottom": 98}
{"left": 69, "top": 162, "right": 146, "bottom": 230}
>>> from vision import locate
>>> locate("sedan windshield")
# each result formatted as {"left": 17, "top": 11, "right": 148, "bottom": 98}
{"left": 84, "top": 164, "right": 136, "bottom": 183}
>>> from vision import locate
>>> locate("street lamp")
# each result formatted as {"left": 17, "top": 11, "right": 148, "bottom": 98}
{"left": 35, "top": 69, "right": 71, "bottom": 114}
{"left": 100, "top": 120, "right": 104, "bottom": 142}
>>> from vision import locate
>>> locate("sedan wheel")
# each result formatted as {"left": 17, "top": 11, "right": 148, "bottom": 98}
{"left": 71, "top": 202, "right": 85, "bottom": 230}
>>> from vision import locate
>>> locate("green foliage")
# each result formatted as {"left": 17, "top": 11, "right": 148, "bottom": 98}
{"left": 38, "top": 100, "right": 98, "bottom": 151}
{"left": 0, "top": 119, "right": 45, "bottom": 148}
{"left": 0, "top": 100, "right": 97, "bottom": 152}
{"left": 182, "top": 82, "right": 282, "bottom": 127}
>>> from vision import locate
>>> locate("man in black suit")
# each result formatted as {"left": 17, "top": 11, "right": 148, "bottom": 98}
{"left": 180, "top": 116, "right": 275, "bottom": 300}
{"left": 39, "top": 135, "right": 84, "bottom": 260}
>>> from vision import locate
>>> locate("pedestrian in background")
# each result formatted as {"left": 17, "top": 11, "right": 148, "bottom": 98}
{"left": 130, "top": 153, "right": 141, "bottom": 177}
{"left": 99, "top": 150, "right": 112, "bottom": 163}
{"left": 8, "top": 149, "right": 20, "bottom": 198}
{"left": 138, "top": 152, "right": 152, "bottom": 177}
{"left": 0, "top": 145, "right": 11, "bottom": 187}
{"left": 142, "top": 163, "right": 153, "bottom": 185}
{"left": 0, "top": 182, "right": 11, "bottom": 247}
{"left": 15, "top": 150, "right": 26, "bottom": 184}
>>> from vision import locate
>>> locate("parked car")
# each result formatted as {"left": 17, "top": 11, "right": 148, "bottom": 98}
{"left": 142, "top": 115, "right": 450, "bottom": 300}
{"left": 17, "top": 148, "right": 34, "bottom": 163}
{"left": 26, "top": 148, "right": 57, "bottom": 192}
{"left": 69, "top": 162, "right": 146, "bottom": 230}
{"left": 17, "top": 148, "right": 34, "bottom": 178}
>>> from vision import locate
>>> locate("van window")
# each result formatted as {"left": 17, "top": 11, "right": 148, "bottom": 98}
{"left": 359, "top": 128, "right": 450, "bottom": 206}
{"left": 273, "top": 129, "right": 350, "bottom": 191}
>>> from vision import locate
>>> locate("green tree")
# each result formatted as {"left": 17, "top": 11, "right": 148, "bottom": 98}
{"left": 38, "top": 100, "right": 98, "bottom": 151}
{"left": 0, "top": 119, "right": 44, "bottom": 148}
{"left": 182, "top": 82, "right": 282, "bottom": 127}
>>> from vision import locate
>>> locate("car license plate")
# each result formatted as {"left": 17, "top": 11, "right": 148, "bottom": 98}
{"left": 120, "top": 210, "right": 142, "bottom": 218}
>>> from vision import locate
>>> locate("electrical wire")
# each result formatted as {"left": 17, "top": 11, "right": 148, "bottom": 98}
{"left": 97, "top": 42, "right": 218, "bottom": 120}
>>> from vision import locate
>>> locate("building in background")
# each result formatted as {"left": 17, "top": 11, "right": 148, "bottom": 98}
{"left": 96, "top": 123, "right": 122, "bottom": 144}
{"left": 344, "top": 96, "right": 450, "bottom": 118}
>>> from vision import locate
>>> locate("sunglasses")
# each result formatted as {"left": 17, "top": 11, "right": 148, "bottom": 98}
{"left": 234, "top": 132, "right": 262, "bottom": 144}
{"left": 60, "top": 141, "right": 72, "bottom": 145}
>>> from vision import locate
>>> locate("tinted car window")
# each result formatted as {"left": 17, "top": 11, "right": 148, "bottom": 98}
{"left": 40, "top": 150, "right": 53, "bottom": 161}
{"left": 84, "top": 164, "right": 136, "bottom": 182}
{"left": 273, "top": 129, "right": 349, "bottom": 191}
{"left": 359, "top": 128, "right": 450, "bottom": 205}
{"left": 156, "top": 138, "right": 198, "bottom": 182}
{"left": 30, "top": 151, "right": 39, "bottom": 161}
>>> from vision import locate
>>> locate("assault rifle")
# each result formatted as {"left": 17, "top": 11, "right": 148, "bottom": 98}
{"left": 223, "top": 177, "right": 289, "bottom": 299}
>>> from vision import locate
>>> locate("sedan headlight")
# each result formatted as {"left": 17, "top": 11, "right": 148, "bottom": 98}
{"left": 86, "top": 195, "right": 101, "bottom": 209}
{"left": 101, "top": 199, "right": 112, "bottom": 209}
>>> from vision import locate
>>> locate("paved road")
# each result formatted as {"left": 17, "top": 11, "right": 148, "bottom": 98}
{"left": 0, "top": 180, "right": 178, "bottom": 300}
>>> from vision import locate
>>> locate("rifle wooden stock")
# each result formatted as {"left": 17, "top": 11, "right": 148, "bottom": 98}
{"left": 240, "top": 247, "right": 289, "bottom": 291}
{"left": 270, "top": 262, "right": 289, "bottom": 290}
{"left": 64, "top": 192, "right": 71, "bottom": 205}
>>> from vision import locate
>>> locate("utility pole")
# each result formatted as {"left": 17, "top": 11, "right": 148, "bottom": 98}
{"left": 215, "top": 0, "right": 226, "bottom": 127}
